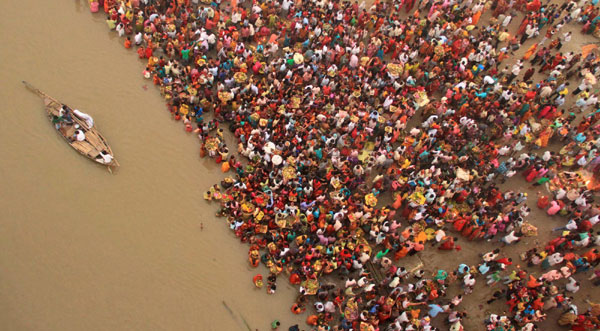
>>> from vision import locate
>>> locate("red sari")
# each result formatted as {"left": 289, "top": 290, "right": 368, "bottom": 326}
{"left": 461, "top": 223, "right": 474, "bottom": 237}
{"left": 526, "top": 169, "right": 539, "bottom": 182}
{"left": 518, "top": 17, "right": 529, "bottom": 35}
{"left": 526, "top": 0, "right": 541, "bottom": 12}
{"left": 453, "top": 218, "right": 467, "bottom": 232}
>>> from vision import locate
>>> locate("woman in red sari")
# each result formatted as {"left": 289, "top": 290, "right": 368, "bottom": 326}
{"left": 526, "top": 167, "right": 540, "bottom": 182}
{"left": 452, "top": 215, "right": 467, "bottom": 232}
{"left": 469, "top": 225, "right": 483, "bottom": 241}
{"left": 518, "top": 16, "right": 530, "bottom": 36}
{"left": 461, "top": 221, "right": 474, "bottom": 237}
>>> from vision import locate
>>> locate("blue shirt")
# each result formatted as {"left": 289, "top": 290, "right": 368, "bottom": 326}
{"left": 428, "top": 304, "right": 444, "bottom": 317}
{"left": 315, "top": 148, "right": 323, "bottom": 159}
{"left": 478, "top": 263, "right": 490, "bottom": 275}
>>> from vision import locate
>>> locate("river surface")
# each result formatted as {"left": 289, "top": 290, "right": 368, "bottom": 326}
{"left": 0, "top": 1, "right": 302, "bottom": 330}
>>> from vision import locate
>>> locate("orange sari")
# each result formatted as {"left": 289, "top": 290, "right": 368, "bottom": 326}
{"left": 522, "top": 43, "right": 538, "bottom": 60}
{"left": 472, "top": 11, "right": 482, "bottom": 25}
{"left": 536, "top": 126, "right": 553, "bottom": 147}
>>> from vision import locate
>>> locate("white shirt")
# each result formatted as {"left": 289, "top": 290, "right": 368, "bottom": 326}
{"left": 435, "top": 229, "right": 446, "bottom": 242}
{"left": 575, "top": 194, "right": 587, "bottom": 206}
{"left": 514, "top": 141, "right": 524, "bottom": 151}
{"left": 565, "top": 219, "right": 578, "bottom": 230}
{"left": 511, "top": 64, "right": 521, "bottom": 76}
{"left": 525, "top": 25, "right": 537, "bottom": 38}
{"left": 483, "top": 75, "right": 495, "bottom": 85}
{"left": 100, "top": 153, "right": 113, "bottom": 164}
{"left": 134, "top": 32, "right": 143, "bottom": 45}
{"left": 503, "top": 231, "right": 519, "bottom": 243}
{"left": 498, "top": 146, "right": 510, "bottom": 155}
{"left": 587, "top": 95, "right": 598, "bottom": 107}
{"left": 565, "top": 277, "right": 579, "bottom": 292}
{"left": 74, "top": 130, "right": 85, "bottom": 141}
{"left": 463, "top": 275, "right": 475, "bottom": 286}
{"left": 324, "top": 301, "right": 336, "bottom": 313}
{"left": 542, "top": 151, "right": 552, "bottom": 161}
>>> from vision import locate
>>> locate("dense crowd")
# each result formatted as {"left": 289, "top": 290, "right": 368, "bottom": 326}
{"left": 91, "top": 0, "right": 600, "bottom": 329}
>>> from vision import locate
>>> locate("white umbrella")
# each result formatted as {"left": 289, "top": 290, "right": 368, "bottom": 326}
{"left": 272, "top": 154, "right": 283, "bottom": 166}
{"left": 293, "top": 53, "right": 304, "bottom": 64}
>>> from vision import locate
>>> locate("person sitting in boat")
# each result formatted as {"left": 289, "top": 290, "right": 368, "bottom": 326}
{"left": 73, "top": 109, "right": 94, "bottom": 129}
{"left": 52, "top": 106, "right": 74, "bottom": 129}
{"left": 51, "top": 115, "right": 64, "bottom": 129}
{"left": 72, "top": 127, "right": 86, "bottom": 142}
{"left": 95, "top": 150, "right": 113, "bottom": 164}
{"left": 59, "top": 106, "right": 73, "bottom": 123}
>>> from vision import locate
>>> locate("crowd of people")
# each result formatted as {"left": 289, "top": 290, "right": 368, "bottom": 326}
{"left": 90, "top": 0, "right": 600, "bottom": 329}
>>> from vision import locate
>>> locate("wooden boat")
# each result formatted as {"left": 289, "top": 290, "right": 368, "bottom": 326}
{"left": 23, "top": 81, "right": 119, "bottom": 171}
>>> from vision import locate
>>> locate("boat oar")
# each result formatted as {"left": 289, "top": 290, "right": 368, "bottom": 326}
{"left": 22, "top": 81, "right": 47, "bottom": 98}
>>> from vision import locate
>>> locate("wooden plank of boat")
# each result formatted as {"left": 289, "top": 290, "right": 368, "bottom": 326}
{"left": 23, "top": 81, "right": 120, "bottom": 172}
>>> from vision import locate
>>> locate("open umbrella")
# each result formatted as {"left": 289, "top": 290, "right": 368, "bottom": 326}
{"left": 272, "top": 154, "right": 283, "bottom": 165}
{"left": 293, "top": 52, "right": 304, "bottom": 64}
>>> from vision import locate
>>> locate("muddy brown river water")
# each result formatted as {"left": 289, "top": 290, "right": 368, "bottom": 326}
{"left": 0, "top": 1, "right": 303, "bottom": 330}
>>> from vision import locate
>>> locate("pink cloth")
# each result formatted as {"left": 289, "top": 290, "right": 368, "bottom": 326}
{"left": 547, "top": 201, "right": 560, "bottom": 215}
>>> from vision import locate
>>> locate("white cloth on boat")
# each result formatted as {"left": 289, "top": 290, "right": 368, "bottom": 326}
{"left": 73, "top": 109, "right": 94, "bottom": 129}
